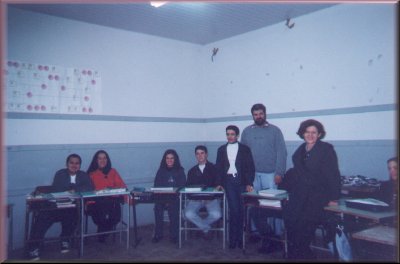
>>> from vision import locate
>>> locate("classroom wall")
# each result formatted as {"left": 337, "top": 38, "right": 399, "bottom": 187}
{"left": 5, "top": 3, "right": 397, "bottom": 250}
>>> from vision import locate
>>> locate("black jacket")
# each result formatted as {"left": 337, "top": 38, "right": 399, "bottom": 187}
{"left": 282, "top": 140, "right": 341, "bottom": 223}
{"left": 52, "top": 168, "right": 94, "bottom": 193}
{"left": 216, "top": 142, "right": 255, "bottom": 187}
{"left": 186, "top": 161, "right": 221, "bottom": 187}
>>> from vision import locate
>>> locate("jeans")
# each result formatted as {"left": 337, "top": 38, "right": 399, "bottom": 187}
{"left": 225, "top": 175, "right": 245, "bottom": 246}
{"left": 251, "top": 172, "right": 284, "bottom": 236}
{"left": 184, "top": 199, "right": 222, "bottom": 232}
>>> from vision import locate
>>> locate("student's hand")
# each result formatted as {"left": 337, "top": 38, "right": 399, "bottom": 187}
{"left": 328, "top": 200, "right": 338, "bottom": 206}
{"left": 215, "top": 185, "right": 224, "bottom": 191}
{"left": 246, "top": 185, "right": 254, "bottom": 193}
{"left": 274, "top": 175, "right": 283, "bottom": 185}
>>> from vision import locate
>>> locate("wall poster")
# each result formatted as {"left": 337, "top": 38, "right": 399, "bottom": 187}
{"left": 4, "top": 60, "right": 102, "bottom": 114}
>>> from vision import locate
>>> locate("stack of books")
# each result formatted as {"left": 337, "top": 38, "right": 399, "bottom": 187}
{"left": 95, "top": 188, "right": 127, "bottom": 195}
{"left": 258, "top": 199, "right": 281, "bottom": 208}
{"left": 150, "top": 187, "right": 175, "bottom": 192}
{"left": 258, "top": 189, "right": 287, "bottom": 197}
{"left": 184, "top": 185, "right": 205, "bottom": 192}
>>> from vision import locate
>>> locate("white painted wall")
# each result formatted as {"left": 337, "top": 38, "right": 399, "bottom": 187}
{"left": 201, "top": 4, "right": 396, "bottom": 116}
{"left": 201, "top": 3, "right": 397, "bottom": 141}
{"left": 7, "top": 7, "right": 204, "bottom": 118}
{"left": 6, "top": 4, "right": 397, "bottom": 146}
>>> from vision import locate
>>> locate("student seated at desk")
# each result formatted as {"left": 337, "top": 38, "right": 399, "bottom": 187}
{"left": 377, "top": 157, "right": 398, "bottom": 210}
{"left": 86, "top": 150, "right": 127, "bottom": 243}
{"left": 152, "top": 149, "right": 186, "bottom": 244}
{"left": 184, "top": 145, "right": 222, "bottom": 240}
{"left": 27, "top": 154, "right": 94, "bottom": 261}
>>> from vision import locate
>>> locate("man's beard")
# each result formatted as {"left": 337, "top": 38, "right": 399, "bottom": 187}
{"left": 254, "top": 118, "right": 265, "bottom": 126}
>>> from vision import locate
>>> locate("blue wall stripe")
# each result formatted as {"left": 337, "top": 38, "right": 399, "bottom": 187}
{"left": 6, "top": 103, "right": 396, "bottom": 123}
{"left": 6, "top": 139, "right": 395, "bottom": 152}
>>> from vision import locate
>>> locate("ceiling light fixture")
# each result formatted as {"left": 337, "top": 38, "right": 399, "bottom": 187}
{"left": 150, "top": 2, "right": 167, "bottom": 8}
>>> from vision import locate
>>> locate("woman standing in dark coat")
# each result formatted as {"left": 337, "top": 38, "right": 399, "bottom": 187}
{"left": 282, "top": 119, "right": 341, "bottom": 260}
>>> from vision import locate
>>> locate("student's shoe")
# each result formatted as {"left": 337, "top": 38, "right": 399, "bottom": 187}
{"left": 27, "top": 248, "right": 40, "bottom": 261}
{"left": 60, "top": 241, "right": 70, "bottom": 253}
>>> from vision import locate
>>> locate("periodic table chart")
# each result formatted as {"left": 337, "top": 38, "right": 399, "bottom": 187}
{"left": 4, "top": 60, "right": 102, "bottom": 114}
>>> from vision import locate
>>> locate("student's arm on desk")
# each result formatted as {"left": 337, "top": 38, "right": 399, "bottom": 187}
{"left": 328, "top": 200, "right": 339, "bottom": 206}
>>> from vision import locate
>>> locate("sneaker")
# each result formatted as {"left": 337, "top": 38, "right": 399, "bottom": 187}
{"left": 28, "top": 248, "right": 40, "bottom": 261}
{"left": 60, "top": 241, "right": 70, "bottom": 253}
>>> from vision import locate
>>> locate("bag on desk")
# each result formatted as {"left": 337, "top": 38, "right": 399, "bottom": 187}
{"left": 335, "top": 225, "right": 353, "bottom": 262}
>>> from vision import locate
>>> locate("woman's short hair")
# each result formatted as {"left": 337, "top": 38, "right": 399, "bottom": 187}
{"left": 296, "top": 119, "right": 326, "bottom": 139}
{"left": 226, "top": 125, "right": 240, "bottom": 136}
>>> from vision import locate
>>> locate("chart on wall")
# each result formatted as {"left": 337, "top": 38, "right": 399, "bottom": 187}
{"left": 4, "top": 60, "right": 102, "bottom": 114}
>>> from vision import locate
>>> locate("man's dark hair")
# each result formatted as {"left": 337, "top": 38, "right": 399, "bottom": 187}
{"left": 195, "top": 145, "right": 208, "bottom": 154}
{"left": 251, "top": 103, "right": 266, "bottom": 114}
{"left": 66, "top": 153, "right": 82, "bottom": 165}
{"left": 226, "top": 125, "right": 240, "bottom": 136}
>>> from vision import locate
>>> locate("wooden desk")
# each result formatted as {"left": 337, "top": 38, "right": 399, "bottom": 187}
{"left": 352, "top": 225, "right": 397, "bottom": 246}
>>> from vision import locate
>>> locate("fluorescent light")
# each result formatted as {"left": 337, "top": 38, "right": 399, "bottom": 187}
{"left": 150, "top": 2, "right": 167, "bottom": 8}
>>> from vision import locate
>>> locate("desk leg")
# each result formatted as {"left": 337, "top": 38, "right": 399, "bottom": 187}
{"left": 132, "top": 202, "right": 141, "bottom": 248}
{"left": 179, "top": 193, "right": 182, "bottom": 249}
{"left": 80, "top": 198, "right": 84, "bottom": 258}
{"left": 24, "top": 204, "right": 30, "bottom": 253}
{"left": 126, "top": 196, "right": 130, "bottom": 250}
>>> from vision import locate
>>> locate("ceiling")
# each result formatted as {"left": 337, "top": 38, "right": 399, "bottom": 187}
{"left": 10, "top": 2, "right": 336, "bottom": 45}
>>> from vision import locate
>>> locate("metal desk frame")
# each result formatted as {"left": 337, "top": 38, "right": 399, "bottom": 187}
{"left": 79, "top": 190, "right": 131, "bottom": 257}
{"left": 178, "top": 188, "right": 226, "bottom": 249}
{"left": 241, "top": 192, "right": 288, "bottom": 256}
